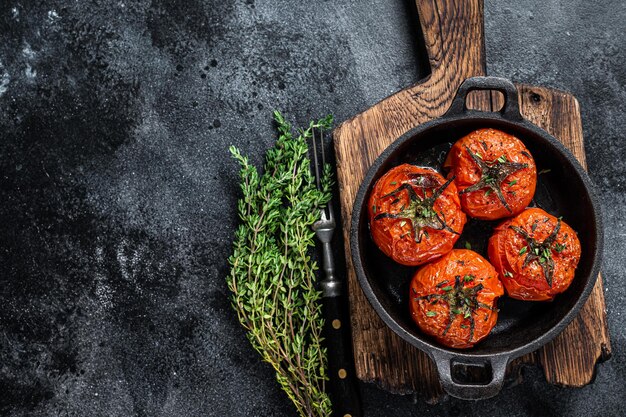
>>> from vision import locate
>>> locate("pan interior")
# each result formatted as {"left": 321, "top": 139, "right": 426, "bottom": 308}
{"left": 356, "top": 118, "right": 599, "bottom": 355}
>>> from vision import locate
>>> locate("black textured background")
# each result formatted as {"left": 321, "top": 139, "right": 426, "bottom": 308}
{"left": 0, "top": 1, "right": 624, "bottom": 416}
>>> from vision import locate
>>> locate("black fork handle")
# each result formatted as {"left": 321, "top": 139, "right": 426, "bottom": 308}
{"left": 322, "top": 290, "right": 363, "bottom": 417}
{"left": 318, "top": 234, "right": 362, "bottom": 417}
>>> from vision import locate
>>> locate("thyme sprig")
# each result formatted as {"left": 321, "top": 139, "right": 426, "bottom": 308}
{"left": 228, "top": 111, "right": 333, "bottom": 417}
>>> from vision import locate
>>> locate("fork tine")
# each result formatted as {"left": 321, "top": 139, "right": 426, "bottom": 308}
{"left": 318, "top": 125, "right": 335, "bottom": 222}
{"left": 310, "top": 120, "right": 335, "bottom": 225}
{"left": 312, "top": 125, "right": 322, "bottom": 191}
{"left": 320, "top": 125, "right": 326, "bottom": 167}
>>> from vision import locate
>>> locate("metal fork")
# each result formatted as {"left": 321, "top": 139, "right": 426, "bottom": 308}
{"left": 310, "top": 125, "right": 362, "bottom": 417}
{"left": 311, "top": 127, "right": 341, "bottom": 298}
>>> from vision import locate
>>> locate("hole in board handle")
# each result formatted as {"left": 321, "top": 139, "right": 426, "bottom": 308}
{"left": 465, "top": 90, "right": 505, "bottom": 112}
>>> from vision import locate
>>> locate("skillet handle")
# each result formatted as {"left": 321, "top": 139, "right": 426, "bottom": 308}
{"left": 431, "top": 352, "right": 509, "bottom": 400}
{"left": 444, "top": 76, "right": 523, "bottom": 121}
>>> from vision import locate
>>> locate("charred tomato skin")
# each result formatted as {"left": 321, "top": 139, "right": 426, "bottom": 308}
{"left": 409, "top": 249, "right": 504, "bottom": 349}
{"left": 368, "top": 164, "right": 467, "bottom": 266}
{"left": 488, "top": 208, "right": 581, "bottom": 301}
{"left": 444, "top": 128, "right": 537, "bottom": 220}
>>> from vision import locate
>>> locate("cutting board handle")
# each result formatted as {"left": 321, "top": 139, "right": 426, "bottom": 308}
{"left": 415, "top": 0, "right": 486, "bottom": 77}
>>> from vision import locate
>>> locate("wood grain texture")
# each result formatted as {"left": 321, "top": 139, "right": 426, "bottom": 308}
{"left": 517, "top": 86, "right": 612, "bottom": 386}
{"left": 332, "top": 0, "right": 610, "bottom": 401}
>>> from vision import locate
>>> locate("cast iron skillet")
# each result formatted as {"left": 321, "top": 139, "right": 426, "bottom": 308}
{"left": 350, "top": 77, "right": 603, "bottom": 400}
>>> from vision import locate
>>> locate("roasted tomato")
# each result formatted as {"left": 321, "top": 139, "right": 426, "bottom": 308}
{"left": 444, "top": 128, "right": 537, "bottom": 220}
{"left": 488, "top": 208, "right": 581, "bottom": 301}
{"left": 409, "top": 249, "right": 504, "bottom": 349}
{"left": 368, "top": 164, "right": 466, "bottom": 266}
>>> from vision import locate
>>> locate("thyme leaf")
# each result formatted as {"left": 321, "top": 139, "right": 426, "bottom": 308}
{"left": 531, "top": 221, "right": 539, "bottom": 232}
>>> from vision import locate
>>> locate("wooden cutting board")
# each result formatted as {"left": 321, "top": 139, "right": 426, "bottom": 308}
{"left": 333, "top": 0, "right": 611, "bottom": 402}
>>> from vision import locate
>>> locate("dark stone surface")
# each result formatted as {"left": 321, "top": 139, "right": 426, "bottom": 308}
{"left": 0, "top": 0, "right": 623, "bottom": 416}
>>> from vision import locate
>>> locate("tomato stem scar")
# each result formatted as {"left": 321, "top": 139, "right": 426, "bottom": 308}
{"left": 510, "top": 217, "right": 562, "bottom": 287}
{"left": 460, "top": 146, "right": 528, "bottom": 212}
{"left": 374, "top": 174, "right": 460, "bottom": 243}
